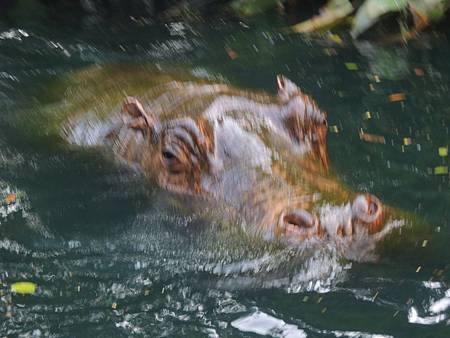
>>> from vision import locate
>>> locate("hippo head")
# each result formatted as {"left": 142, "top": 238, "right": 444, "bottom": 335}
{"left": 103, "top": 75, "right": 390, "bottom": 246}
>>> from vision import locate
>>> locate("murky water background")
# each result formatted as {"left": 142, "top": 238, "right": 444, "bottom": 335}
{"left": 1, "top": 11, "right": 450, "bottom": 337}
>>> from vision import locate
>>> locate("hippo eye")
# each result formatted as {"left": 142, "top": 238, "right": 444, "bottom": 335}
{"left": 162, "top": 151, "right": 176, "bottom": 160}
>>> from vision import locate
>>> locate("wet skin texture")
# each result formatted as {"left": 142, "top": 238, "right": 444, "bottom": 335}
{"left": 67, "top": 72, "right": 394, "bottom": 249}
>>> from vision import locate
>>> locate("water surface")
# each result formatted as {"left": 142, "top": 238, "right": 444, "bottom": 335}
{"left": 1, "top": 12, "right": 450, "bottom": 337}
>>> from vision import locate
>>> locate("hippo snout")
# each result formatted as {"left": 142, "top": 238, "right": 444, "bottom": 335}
{"left": 275, "top": 194, "right": 385, "bottom": 243}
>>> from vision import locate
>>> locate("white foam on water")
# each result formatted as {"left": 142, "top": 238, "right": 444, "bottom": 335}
{"left": 330, "top": 331, "right": 393, "bottom": 338}
{"left": 422, "top": 281, "right": 443, "bottom": 289}
{"left": 430, "top": 297, "right": 450, "bottom": 314}
{"left": 231, "top": 311, "right": 307, "bottom": 338}
{"left": 408, "top": 307, "right": 447, "bottom": 325}
{"left": 0, "top": 28, "right": 29, "bottom": 41}
{"left": 0, "top": 181, "right": 52, "bottom": 238}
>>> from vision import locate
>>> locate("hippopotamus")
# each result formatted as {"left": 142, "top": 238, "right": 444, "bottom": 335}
{"left": 64, "top": 67, "right": 401, "bottom": 254}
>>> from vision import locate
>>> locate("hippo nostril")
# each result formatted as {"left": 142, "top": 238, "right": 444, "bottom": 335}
{"left": 351, "top": 194, "right": 384, "bottom": 234}
{"left": 283, "top": 209, "right": 315, "bottom": 228}
{"left": 278, "top": 209, "right": 323, "bottom": 241}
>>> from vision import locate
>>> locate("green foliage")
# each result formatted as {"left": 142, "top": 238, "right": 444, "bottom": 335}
{"left": 409, "top": 0, "right": 450, "bottom": 22}
{"left": 230, "top": 0, "right": 281, "bottom": 16}
{"left": 291, "top": 0, "right": 354, "bottom": 33}
{"left": 351, "top": 0, "right": 409, "bottom": 38}
{"left": 288, "top": 0, "right": 450, "bottom": 41}
{"left": 351, "top": 0, "right": 450, "bottom": 39}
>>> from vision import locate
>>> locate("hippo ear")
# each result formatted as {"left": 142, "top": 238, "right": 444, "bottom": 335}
{"left": 277, "top": 75, "right": 301, "bottom": 102}
{"left": 122, "top": 96, "right": 157, "bottom": 133}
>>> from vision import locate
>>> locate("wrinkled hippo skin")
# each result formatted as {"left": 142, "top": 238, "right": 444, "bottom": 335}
{"left": 65, "top": 70, "right": 400, "bottom": 254}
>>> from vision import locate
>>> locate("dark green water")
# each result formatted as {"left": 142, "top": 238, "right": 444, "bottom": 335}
{"left": 1, "top": 12, "right": 450, "bottom": 337}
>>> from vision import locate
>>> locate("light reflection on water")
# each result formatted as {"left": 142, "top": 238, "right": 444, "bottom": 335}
{"left": 1, "top": 13, "right": 449, "bottom": 337}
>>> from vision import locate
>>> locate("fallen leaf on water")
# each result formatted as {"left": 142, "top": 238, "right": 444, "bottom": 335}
{"left": 328, "top": 33, "right": 343, "bottom": 45}
{"left": 5, "top": 193, "right": 16, "bottom": 204}
{"left": 414, "top": 68, "right": 425, "bottom": 76}
{"left": 403, "top": 137, "right": 412, "bottom": 146}
{"left": 324, "top": 48, "right": 337, "bottom": 56}
{"left": 362, "top": 111, "right": 372, "bottom": 119}
{"left": 11, "top": 282, "right": 37, "bottom": 295}
{"left": 438, "top": 147, "right": 448, "bottom": 157}
{"left": 225, "top": 48, "right": 238, "bottom": 60}
{"left": 388, "top": 93, "right": 406, "bottom": 102}
{"left": 372, "top": 291, "right": 379, "bottom": 301}
{"left": 112, "top": 302, "right": 117, "bottom": 309}
{"left": 434, "top": 166, "right": 448, "bottom": 175}
{"left": 330, "top": 125, "right": 339, "bottom": 133}
{"left": 416, "top": 266, "right": 422, "bottom": 273}
{"left": 359, "top": 131, "right": 385, "bottom": 144}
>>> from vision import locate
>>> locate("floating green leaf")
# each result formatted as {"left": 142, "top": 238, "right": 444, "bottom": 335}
{"left": 11, "top": 282, "right": 37, "bottom": 295}
{"left": 409, "top": 0, "right": 450, "bottom": 23}
{"left": 434, "top": 166, "right": 448, "bottom": 175}
{"left": 438, "top": 147, "right": 448, "bottom": 157}
{"left": 345, "top": 62, "right": 359, "bottom": 70}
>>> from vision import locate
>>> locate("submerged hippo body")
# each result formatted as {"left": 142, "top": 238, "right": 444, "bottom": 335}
{"left": 65, "top": 68, "right": 400, "bottom": 256}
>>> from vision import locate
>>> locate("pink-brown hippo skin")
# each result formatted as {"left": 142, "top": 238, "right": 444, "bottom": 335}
{"left": 66, "top": 72, "right": 397, "bottom": 254}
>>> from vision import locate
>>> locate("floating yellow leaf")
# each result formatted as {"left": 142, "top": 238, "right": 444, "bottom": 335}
{"left": 403, "top": 137, "right": 412, "bottom": 146}
{"left": 328, "top": 33, "right": 343, "bottom": 44}
{"left": 11, "top": 282, "right": 37, "bottom": 295}
{"left": 434, "top": 166, "right": 448, "bottom": 175}
{"left": 345, "top": 62, "right": 358, "bottom": 71}
{"left": 330, "top": 125, "right": 339, "bottom": 133}
{"left": 363, "top": 111, "right": 372, "bottom": 119}
{"left": 438, "top": 147, "right": 448, "bottom": 157}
